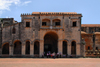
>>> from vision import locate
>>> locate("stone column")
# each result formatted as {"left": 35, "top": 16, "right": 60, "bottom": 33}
{"left": 9, "top": 45, "right": 13, "bottom": 56}
{"left": 22, "top": 42, "right": 25, "bottom": 56}
{"left": 67, "top": 41, "right": 71, "bottom": 57}
{"left": 39, "top": 40, "right": 44, "bottom": 57}
{"left": 86, "top": 27, "right": 89, "bottom": 33}
{"left": 58, "top": 40, "right": 63, "bottom": 55}
{"left": 30, "top": 43, "right": 34, "bottom": 57}
{"left": 40, "top": 19, "right": 42, "bottom": 28}
{"left": 76, "top": 43, "right": 81, "bottom": 57}
{"left": 83, "top": 44, "right": 85, "bottom": 57}
{"left": 50, "top": 19, "right": 52, "bottom": 26}
{"left": 61, "top": 19, "right": 63, "bottom": 28}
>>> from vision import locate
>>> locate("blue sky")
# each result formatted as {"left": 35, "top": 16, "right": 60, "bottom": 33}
{"left": 0, "top": 0, "right": 100, "bottom": 24}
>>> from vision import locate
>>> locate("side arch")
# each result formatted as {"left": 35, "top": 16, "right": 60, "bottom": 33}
{"left": 2, "top": 43, "right": 9, "bottom": 54}
{"left": 62, "top": 40, "right": 68, "bottom": 55}
{"left": 71, "top": 41, "right": 76, "bottom": 55}
{"left": 13, "top": 40, "right": 22, "bottom": 54}
{"left": 25, "top": 40, "right": 30, "bottom": 54}
{"left": 34, "top": 41, "right": 40, "bottom": 55}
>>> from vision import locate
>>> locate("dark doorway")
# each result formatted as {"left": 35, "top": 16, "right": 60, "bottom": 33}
{"left": 44, "top": 32, "right": 58, "bottom": 55}
{"left": 25, "top": 41, "right": 30, "bottom": 54}
{"left": 63, "top": 41, "right": 67, "bottom": 55}
{"left": 14, "top": 41, "right": 21, "bottom": 54}
{"left": 71, "top": 41, "right": 76, "bottom": 55}
{"left": 2, "top": 43, "right": 9, "bottom": 54}
{"left": 34, "top": 41, "right": 39, "bottom": 54}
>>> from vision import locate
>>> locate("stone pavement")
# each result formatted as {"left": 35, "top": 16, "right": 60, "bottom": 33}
{"left": 0, "top": 58, "right": 100, "bottom": 67}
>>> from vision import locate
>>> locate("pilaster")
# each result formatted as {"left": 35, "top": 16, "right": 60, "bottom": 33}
{"left": 30, "top": 43, "right": 34, "bottom": 57}
{"left": 86, "top": 27, "right": 89, "bottom": 33}
{"left": 58, "top": 40, "right": 63, "bottom": 55}
{"left": 22, "top": 42, "right": 25, "bottom": 56}
{"left": 76, "top": 43, "right": 81, "bottom": 56}
{"left": 50, "top": 19, "right": 52, "bottom": 26}
{"left": 39, "top": 40, "right": 44, "bottom": 57}
{"left": 9, "top": 45, "right": 13, "bottom": 56}
{"left": 68, "top": 41, "right": 71, "bottom": 56}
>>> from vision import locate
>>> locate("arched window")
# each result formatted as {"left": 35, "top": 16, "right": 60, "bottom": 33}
{"left": 42, "top": 19, "right": 50, "bottom": 26}
{"left": 12, "top": 27, "right": 16, "bottom": 34}
{"left": 52, "top": 19, "right": 61, "bottom": 26}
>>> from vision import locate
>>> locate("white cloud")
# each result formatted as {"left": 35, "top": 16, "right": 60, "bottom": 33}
{"left": 22, "top": 1, "right": 31, "bottom": 5}
{"left": 0, "top": 0, "right": 20, "bottom": 11}
{"left": 0, "top": 0, "right": 31, "bottom": 16}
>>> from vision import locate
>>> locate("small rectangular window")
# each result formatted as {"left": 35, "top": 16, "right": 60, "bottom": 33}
{"left": 73, "top": 22, "right": 77, "bottom": 27}
{"left": 42, "top": 22, "right": 46, "bottom": 26}
{"left": 99, "top": 27, "right": 100, "bottom": 32}
{"left": 55, "top": 22, "right": 60, "bottom": 26}
{"left": 26, "top": 22, "right": 30, "bottom": 27}
{"left": 96, "top": 47, "right": 98, "bottom": 50}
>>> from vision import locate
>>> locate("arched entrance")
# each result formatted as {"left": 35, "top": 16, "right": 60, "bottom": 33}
{"left": 14, "top": 40, "right": 21, "bottom": 54}
{"left": 44, "top": 32, "right": 58, "bottom": 55}
{"left": 2, "top": 43, "right": 9, "bottom": 54}
{"left": 71, "top": 41, "right": 76, "bottom": 55}
{"left": 25, "top": 41, "right": 30, "bottom": 54}
{"left": 34, "top": 41, "right": 40, "bottom": 55}
{"left": 63, "top": 41, "right": 67, "bottom": 55}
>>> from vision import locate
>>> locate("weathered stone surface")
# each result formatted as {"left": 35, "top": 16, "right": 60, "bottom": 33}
{"left": 0, "top": 12, "right": 82, "bottom": 57}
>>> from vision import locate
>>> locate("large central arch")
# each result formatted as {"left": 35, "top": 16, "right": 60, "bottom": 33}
{"left": 44, "top": 32, "right": 58, "bottom": 54}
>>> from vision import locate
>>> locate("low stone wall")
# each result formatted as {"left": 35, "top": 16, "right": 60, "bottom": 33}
{"left": 85, "top": 50, "right": 100, "bottom": 57}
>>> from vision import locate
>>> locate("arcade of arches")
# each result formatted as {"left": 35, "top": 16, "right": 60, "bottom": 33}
{"left": 1, "top": 32, "right": 77, "bottom": 57}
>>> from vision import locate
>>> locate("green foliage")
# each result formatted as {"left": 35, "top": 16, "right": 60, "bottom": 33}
{"left": 81, "top": 41, "right": 85, "bottom": 45}
{"left": 97, "top": 56, "right": 99, "bottom": 58}
{"left": 0, "top": 18, "right": 3, "bottom": 22}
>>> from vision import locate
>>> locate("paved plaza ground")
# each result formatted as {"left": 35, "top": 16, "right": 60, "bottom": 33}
{"left": 0, "top": 58, "right": 100, "bottom": 67}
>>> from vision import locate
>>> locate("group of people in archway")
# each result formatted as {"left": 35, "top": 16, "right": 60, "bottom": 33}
{"left": 42, "top": 52, "right": 65, "bottom": 58}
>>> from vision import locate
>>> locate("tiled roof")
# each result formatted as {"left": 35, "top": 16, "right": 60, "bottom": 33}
{"left": 81, "top": 24, "right": 100, "bottom": 27}
{"left": 32, "top": 12, "right": 77, "bottom": 14}
{"left": 94, "top": 32, "right": 100, "bottom": 34}
{"left": 81, "top": 31, "right": 87, "bottom": 34}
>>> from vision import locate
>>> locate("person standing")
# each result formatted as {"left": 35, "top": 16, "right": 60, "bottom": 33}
{"left": 47, "top": 53, "right": 49, "bottom": 58}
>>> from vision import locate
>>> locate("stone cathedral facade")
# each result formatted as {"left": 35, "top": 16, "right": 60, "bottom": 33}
{"left": 1, "top": 12, "right": 100, "bottom": 58}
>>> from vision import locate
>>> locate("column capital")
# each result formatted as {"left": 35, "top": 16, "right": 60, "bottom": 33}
{"left": 9, "top": 44, "right": 13, "bottom": 46}
{"left": 22, "top": 42, "right": 26, "bottom": 45}
{"left": 58, "top": 39, "right": 63, "bottom": 41}
{"left": 40, "top": 39, "right": 44, "bottom": 41}
{"left": 68, "top": 41, "right": 71, "bottom": 44}
{"left": 9, "top": 45, "right": 13, "bottom": 47}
